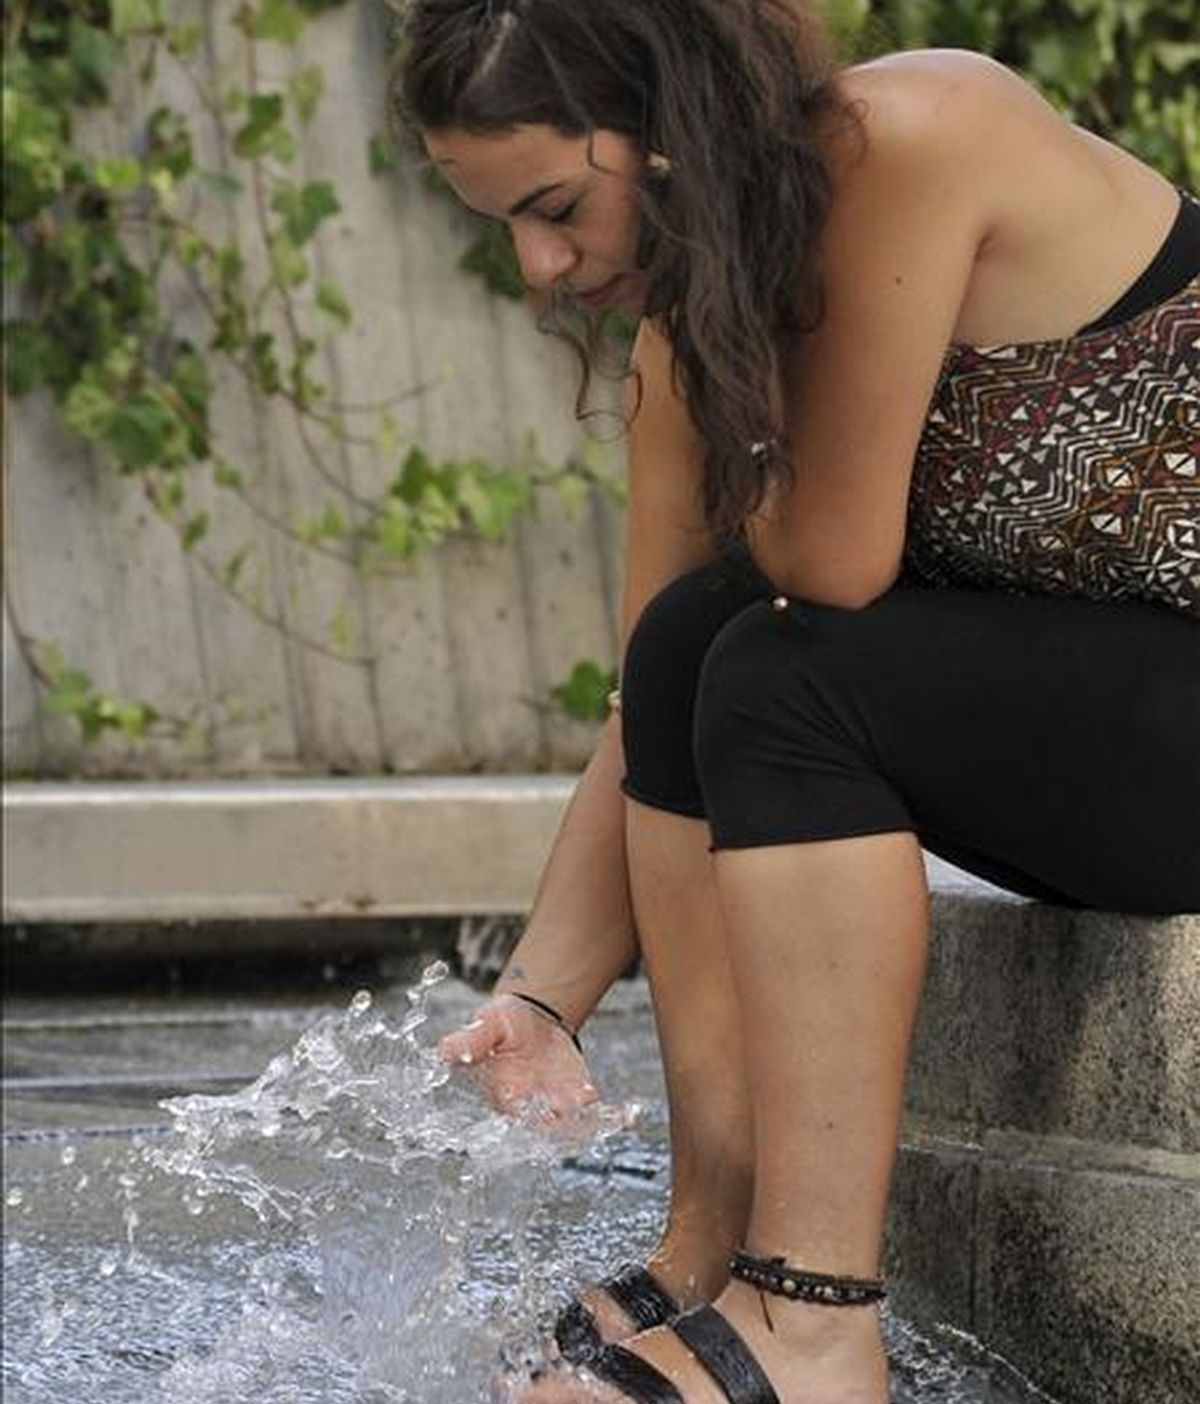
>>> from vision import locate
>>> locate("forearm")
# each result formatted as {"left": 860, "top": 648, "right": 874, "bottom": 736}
{"left": 493, "top": 712, "right": 639, "bottom": 1032}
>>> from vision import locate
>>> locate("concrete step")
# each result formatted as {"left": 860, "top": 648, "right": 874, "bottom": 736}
{"left": 893, "top": 891, "right": 1200, "bottom": 1404}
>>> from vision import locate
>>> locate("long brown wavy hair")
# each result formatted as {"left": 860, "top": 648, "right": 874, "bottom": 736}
{"left": 391, "top": 0, "right": 858, "bottom": 550}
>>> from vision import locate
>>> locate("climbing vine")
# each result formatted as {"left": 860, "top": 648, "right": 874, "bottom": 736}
{"left": 5, "top": 0, "right": 1193, "bottom": 754}
{"left": 2, "top": 0, "right": 625, "bottom": 750}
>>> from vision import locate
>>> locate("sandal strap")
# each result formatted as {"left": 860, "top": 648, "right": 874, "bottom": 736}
{"left": 588, "top": 1343, "right": 685, "bottom": 1404}
{"left": 553, "top": 1298, "right": 603, "bottom": 1361}
{"left": 670, "top": 1305, "right": 781, "bottom": 1404}
{"left": 606, "top": 1265, "right": 681, "bottom": 1331}
{"left": 555, "top": 1263, "right": 679, "bottom": 1363}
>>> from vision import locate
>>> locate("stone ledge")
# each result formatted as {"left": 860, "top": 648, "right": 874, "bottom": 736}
{"left": 913, "top": 894, "right": 1200, "bottom": 1153}
{"left": 2, "top": 776, "right": 1005, "bottom": 923}
{"left": 2, "top": 777, "right": 579, "bottom": 922}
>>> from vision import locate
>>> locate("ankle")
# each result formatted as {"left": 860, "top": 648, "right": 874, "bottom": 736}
{"left": 723, "top": 1277, "right": 885, "bottom": 1356}
{"left": 647, "top": 1233, "right": 736, "bottom": 1306}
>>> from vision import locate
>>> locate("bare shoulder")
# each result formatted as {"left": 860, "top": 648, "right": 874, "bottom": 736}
{"left": 829, "top": 48, "right": 1068, "bottom": 223}
{"left": 836, "top": 49, "right": 1026, "bottom": 155}
{"left": 832, "top": 48, "right": 1180, "bottom": 343}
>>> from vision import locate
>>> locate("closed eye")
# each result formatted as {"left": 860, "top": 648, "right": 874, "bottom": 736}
{"left": 544, "top": 201, "right": 579, "bottom": 225}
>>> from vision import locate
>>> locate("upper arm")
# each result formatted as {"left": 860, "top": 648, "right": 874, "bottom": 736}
{"left": 746, "top": 55, "right": 995, "bottom": 607}
{"left": 619, "top": 318, "right": 719, "bottom": 648}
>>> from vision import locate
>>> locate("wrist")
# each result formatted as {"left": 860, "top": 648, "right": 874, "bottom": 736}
{"left": 496, "top": 989, "right": 583, "bottom": 1053}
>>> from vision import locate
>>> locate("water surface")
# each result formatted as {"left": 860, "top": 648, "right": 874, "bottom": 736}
{"left": 3, "top": 966, "right": 1056, "bottom": 1403}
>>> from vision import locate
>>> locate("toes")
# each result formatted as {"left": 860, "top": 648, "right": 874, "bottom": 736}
{"left": 509, "top": 1365, "right": 621, "bottom": 1403}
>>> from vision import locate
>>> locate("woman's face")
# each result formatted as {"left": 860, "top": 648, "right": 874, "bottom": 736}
{"left": 423, "top": 124, "right": 648, "bottom": 312}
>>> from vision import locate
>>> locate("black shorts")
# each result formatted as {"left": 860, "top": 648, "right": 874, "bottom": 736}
{"left": 619, "top": 559, "right": 1200, "bottom": 915}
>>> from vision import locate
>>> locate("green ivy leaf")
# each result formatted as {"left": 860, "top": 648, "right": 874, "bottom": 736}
{"left": 167, "top": 24, "right": 205, "bottom": 58}
{"left": 372, "top": 502, "right": 414, "bottom": 559}
{"left": 63, "top": 377, "right": 117, "bottom": 441}
{"left": 270, "top": 180, "right": 341, "bottom": 245}
{"left": 459, "top": 226, "right": 525, "bottom": 300}
{"left": 288, "top": 66, "right": 325, "bottom": 125}
{"left": 316, "top": 279, "right": 352, "bottom": 328}
{"left": 552, "top": 470, "right": 590, "bottom": 519}
{"left": 65, "top": 18, "right": 123, "bottom": 103}
{"left": 2, "top": 227, "right": 30, "bottom": 286}
{"left": 93, "top": 156, "right": 143, "bottom": 192}
{"left": 391, "top": 445, "right": 435, "bottom": 504}
{"left": 213, "top": 461, "right": 245, "bottom": 490}
{"left": 298, "top": 502, "right": 347, "bottom": 542}
{"left": 550, "top": 660, "right": 618, "bottom": 725}
{"left": 3, "top": 322, "right": 60, "bottom": 396}
{"left": 238, "top": 0, "right": 306, "bottom": 45}
{"left": 104, "top": 392, "right": 185, "bottom": 470}
{"left": 112, "top": 0, "right": 164, "bottom": 41}
{"left": 268, "top": 231, "right": 308, "bottom": 287}
{"left": 249, "top": 333, "right": 281, "bottom": 393}
{"left": 368, "top": 133, "right": 397, "bottom": 174}
{"left": 43, "top": 668, "right": 94, "bottom": 717}
{"left": 233, "top": 93, "right": 287, "bottom": 159}
{"left": 182, "top": 511, "right": 210, "bottom": 549}
{"left": 146, "top": 107, "right": 194, "bottom": 182}
{"left": 330, "top": 605, "right": 356, "bottom": 655}
{"left": 458, "top": 466, "right": 533, "bottom": 542}
{"left": 374, "top": 412, "right": 399, "bottom": 457}
{"left": 223, "top": 545, "right": 251, "bottom": 587}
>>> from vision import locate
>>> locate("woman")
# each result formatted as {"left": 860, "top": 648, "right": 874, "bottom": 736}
{"left": 395, "top": 2, "right": 1200, "bottom": 1401}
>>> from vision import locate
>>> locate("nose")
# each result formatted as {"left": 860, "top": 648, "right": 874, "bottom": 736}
{"left": 510, "top": 223, "right": 578, "bottom": 291}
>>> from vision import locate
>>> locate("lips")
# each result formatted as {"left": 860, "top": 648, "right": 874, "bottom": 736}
{"left": 575, "top": 275, "right": 623, "bottom": 308}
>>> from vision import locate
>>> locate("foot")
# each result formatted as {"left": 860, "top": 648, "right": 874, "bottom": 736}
{"left": 527, "top": 1278, "right": 888, "bottom": 1404}
{"left": 556, "top": 1245, "right": 725, "bottom": 1358}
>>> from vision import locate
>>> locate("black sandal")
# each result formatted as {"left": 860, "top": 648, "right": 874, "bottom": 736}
{"left": 568, "top": 1252, "right": 887, "bottom": 1404}
{"left": 554, "top": 1262, "right": 681, "bottom": 1364}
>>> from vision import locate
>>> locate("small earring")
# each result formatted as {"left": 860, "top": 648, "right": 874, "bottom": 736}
{"left": 646, "top": 150, "right": 673, "bottom": 176}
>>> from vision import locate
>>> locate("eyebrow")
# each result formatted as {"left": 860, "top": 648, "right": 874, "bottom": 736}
{"left": 507, "top": 180, "right": 568, "bottom": 218}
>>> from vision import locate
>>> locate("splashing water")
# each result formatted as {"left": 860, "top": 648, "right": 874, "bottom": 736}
{"left": 2, "top": 963, "right": 1057, "bottom": 1404}
{"left": 146, "top": 962, "right": 643, "bottom": 1397}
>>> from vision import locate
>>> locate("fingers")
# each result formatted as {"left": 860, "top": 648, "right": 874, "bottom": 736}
{"left": 438, "top": 1014, "right": 498, "bottom": 1067}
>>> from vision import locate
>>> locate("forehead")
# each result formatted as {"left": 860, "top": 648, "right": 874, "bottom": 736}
{"left": 423, "top": 125, "right": 631, "bottom": 211}
{"left": 425, "top": 125, "right": 584, "bottom": 186}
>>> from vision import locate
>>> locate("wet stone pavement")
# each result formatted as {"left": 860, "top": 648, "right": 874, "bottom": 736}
{"left": 1, "top": 948, "right": 1056, "bottom": 1403}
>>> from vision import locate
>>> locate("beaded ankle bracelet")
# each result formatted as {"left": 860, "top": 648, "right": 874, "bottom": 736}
{"left": 729, "top": 1250, "right": 885, "bottom": 1331}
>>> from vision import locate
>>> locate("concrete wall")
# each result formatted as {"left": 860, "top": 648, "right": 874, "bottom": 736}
{"left": 3, "top": 0, "right": 623, "bottom": 781}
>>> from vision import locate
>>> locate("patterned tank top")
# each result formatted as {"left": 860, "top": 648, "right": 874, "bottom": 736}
{"left": 904, "top": 269, "right": 1200, "bottom": 619}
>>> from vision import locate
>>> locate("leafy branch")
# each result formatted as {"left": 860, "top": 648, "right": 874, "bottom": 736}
{"left": 3, "top": 0, "right": 625, "bottom": 749}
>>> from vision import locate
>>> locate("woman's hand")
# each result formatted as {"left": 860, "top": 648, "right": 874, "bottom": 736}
{"left": 438, "top": 993, "right": 600, "bottom": 1123}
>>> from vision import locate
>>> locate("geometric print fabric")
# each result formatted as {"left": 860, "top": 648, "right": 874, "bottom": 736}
{"left": 905, "top": 271, "right": 1200, "bottom": 618}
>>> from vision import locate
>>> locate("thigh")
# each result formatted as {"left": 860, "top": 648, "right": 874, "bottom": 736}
{"left": 804, "top": 586, "right": 1200, "bottom": 914}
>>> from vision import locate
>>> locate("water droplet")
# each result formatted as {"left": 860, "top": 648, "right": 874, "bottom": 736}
{"left": 5, "top": 1188, "right": 24, "bottom": 1208}
{"left": 350, "top": 989, "right": 373, "bottom": 1016}
{"left": 60, "top": 1145, "right": 77, "bottom": 1167}
{"left": 98, "top": 1253, "right": 119, "bottom": 1278}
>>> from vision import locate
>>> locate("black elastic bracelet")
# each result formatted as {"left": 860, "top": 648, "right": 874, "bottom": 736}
{"left": 505, "top": 990, "right": 583, "bottom": 1053}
